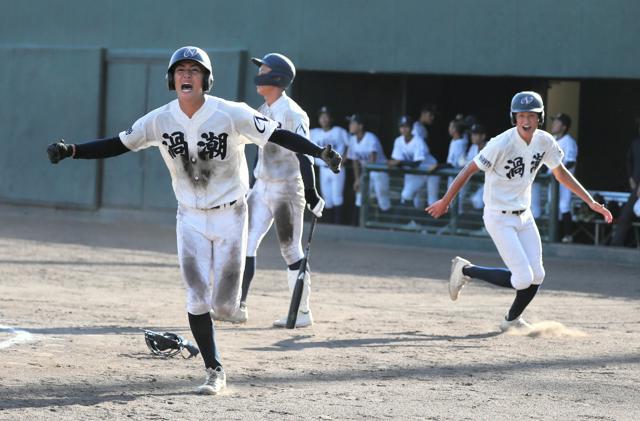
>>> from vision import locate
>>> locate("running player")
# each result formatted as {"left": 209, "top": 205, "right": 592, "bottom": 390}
{"left": 426, "top": 91, "right": 612, "bottom": 331}
{"left": 46, "top": 46, "right": 341, "bottom": 394}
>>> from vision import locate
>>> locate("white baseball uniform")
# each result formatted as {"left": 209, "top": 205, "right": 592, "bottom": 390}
{"left": 247, "top": 92, "right": 309, "bottom": 264}
{"left": 391, "top": 135, "right": 439, "bottom": 208}
{"left": 347, "top": 131, "right": 391, "bottom": 211}
{"left": 310, "top": 126, "right": 349, "bottom": 208}
{"left": 473, "top": 127, "right": 563, "bottom": 290}
{"left": 119, "top": 95, "right": 279, "bottom": 315}
{"left": 447, "top": 137, "right": 469, "bottom": 212}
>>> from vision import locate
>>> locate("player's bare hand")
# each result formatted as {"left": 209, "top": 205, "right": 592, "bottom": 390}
{"left": 425, "top": 199, "right": 449, "bottom": 219}
{"left": 47, "top": 139, "right": 74, "bottom": 164}
{"left": 320, "top": 145, "right": 342, "bottom": 174}
{"left": 589, "top": 201, "right": 613, "bottom": 224}
{"left": 305, "top": 188, "right": 325, "bottom": 218}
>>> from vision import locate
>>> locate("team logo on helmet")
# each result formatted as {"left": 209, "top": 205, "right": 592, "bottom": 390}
{"left": 184, "top": 48, "right": 198, "bottom": 57}
{"left": 521, "top": 96, "right": 534, "bottom": 105}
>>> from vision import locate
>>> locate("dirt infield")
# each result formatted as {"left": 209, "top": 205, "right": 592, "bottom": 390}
{"left": 0, "top": 207, "right": 638, "bottom": 420}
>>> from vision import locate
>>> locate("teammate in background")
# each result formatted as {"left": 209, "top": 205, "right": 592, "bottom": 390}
{"left": 446, "top": 118, "right": 469, "bottom": 212}
{"left": 221, "top": 53, "right": 325, "bottom": 328}
{"left": 549, "top": 113, "right": 578, "bottom": 243}
{"left": 412, "top": 104, "right": 437, "bottom": 144}
{"left": 465, "top": 123, "right": 488, "bottom": 210}
{"left": 46, "top": 47, "right": 341, "bottom": 394}
{"left": 310, "top": 106, "right": 349, "bottom": 224}
{"left": 447, "top": 118, "right": 469, "bottom": 169}
{"left": 610, "top": 118, "right": 640, "bottom": 247}
{"left": 388, "top": 116, "right": 438, "bottom": 209}
{"left": 347, "top": 114, "right": 391, "bottom": 225}
{"left": 426, "top": 91, "right": 611, "bottom": 331}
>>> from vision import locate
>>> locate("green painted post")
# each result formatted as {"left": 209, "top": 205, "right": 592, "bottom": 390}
{"left": 359, "top": 166, "right": 370, "bottom": 228}
{"left": 549, "top": 176, "right": 560, "bottom": 242}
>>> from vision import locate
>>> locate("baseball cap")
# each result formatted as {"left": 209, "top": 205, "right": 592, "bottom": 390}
{"left": 552, "top": 113, "right": 572, "bottom": 128}
{"left": 346, "top": 114, "right": 364, "bottom": 124}
{"left": 470, "top": 123, "right": 486, "bottom": 134}
{"left": 398, "top": 115, "right": 412, "bottom": 127}
{"left": 318, "top": 106, "right": 331, "bottom": 116}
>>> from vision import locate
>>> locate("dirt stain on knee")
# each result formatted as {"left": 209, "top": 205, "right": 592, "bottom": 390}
{"left": 217, "top": 244, "right": 242, "bottom": 306}
{"left": 274, "top": 202, "right": 293, "bottom": 244}
{"left": 182, "top": 257, "right": 207, "bottom": 297}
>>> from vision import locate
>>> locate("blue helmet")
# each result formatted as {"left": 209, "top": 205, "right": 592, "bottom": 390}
{"left": 251, "top": 53, "right": 296, "bottom": 89}
{"left": 167, "top": 46, "right": 214, "bottom": 92}
{"left": 510, "top": 91, "right": 544, "bottom": 125}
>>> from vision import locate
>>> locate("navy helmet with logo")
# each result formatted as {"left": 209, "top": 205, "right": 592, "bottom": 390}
{"left": 251, "top": 53, "right": 296, "bottom": 89}
{"left": 510, "top": 91, "right": 544, "bottom": 125}
{"left": 398, "top": 115, "right": 413, "bottom": 127}
{"left": 167, "top": 46, "right": 214, "bottom": 92}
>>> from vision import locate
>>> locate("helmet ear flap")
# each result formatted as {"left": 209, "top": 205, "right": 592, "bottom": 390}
{"left": 167, "top": 70, "right": 175, "bottom": 90}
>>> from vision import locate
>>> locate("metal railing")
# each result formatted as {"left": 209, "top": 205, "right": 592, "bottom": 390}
{"left": 359, "top": 164, "right": 559, "bottom": 242}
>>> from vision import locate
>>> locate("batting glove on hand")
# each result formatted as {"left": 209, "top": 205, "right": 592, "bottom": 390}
{"left": 47, "top": 139, "right": 74, "bottom": 164}
{"left": 320, "top": 145, "right": 342, "bottom": 174}
{"left": 305, "top": 188, "right": 325, "bottom": 218}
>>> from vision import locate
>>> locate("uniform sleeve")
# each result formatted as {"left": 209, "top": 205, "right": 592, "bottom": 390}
{"left": 119, "top": 112, "right": 158, "bottom": 151}
{"left": 233, "top": 102, "right": 280, "bottom": 148}
{"left": 391, "top": 139, "right": 403, "bottom": 160}
{"left": 473, "top": 138, "right": 501, "bottom": 172}
{"left": 542, "top": 137, "right": 564, "bottom": 169}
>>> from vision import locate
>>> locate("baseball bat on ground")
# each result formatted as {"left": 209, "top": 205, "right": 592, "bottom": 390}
{"left": 286, "top": 216, "right": 317, "bottom": 329}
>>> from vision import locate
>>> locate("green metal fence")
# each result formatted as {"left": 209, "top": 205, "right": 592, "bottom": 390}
{"left": 360, "top": 165, "right": 559, "bottom": 242}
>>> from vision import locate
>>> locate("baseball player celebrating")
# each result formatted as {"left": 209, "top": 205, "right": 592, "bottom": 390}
{"left": 426, "top": 91, "right": 612, "bottom": 331}
{"left": 46, "top": 46, "right": 341, "bottom": 394}
{"left": 217, "top": 53, "right": 326, "bottom": 328}
{"left": 310, "top": 106, "right": 350, "bottom": 224}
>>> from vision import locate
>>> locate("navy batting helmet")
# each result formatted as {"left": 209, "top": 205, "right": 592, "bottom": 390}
{"left": 510, "top": 91, "right": 544, "bottom": 125}
{"left": 251, "top": 53, "right": 296, "bottom": 89}
{"left": 167, "top": 46, "right": 214, "bottom": 92}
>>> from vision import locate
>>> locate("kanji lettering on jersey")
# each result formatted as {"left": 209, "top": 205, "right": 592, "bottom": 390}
{"left": 504, "top": 157, "right": 525, "bottom": 179}
{"left": 162, "top": 131, "right": 188, "bottom": 159}
{"left": 198, "top": 132, "right": 228, "bottom": 160}
{"left": 530, "top": 152, "right": 545, "bottom": 173}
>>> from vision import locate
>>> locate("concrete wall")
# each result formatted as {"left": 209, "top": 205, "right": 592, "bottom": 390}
{"left": 0, "top": 0, "right": 638, "bottom": 208}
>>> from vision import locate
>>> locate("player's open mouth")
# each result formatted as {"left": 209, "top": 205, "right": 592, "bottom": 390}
{"left": 181, "top": 84, "right": 193, "bottom": 92}
{"left": 522, "top": 125, "right": 532, "bottom": 131}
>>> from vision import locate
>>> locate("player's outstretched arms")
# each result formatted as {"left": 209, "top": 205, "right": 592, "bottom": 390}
{"left": 551, "top": 164, "right": 613, "bottom": 223}
{"left": 269, "top": 129, "right": 342, "bottom": 173}
{"left": 47, "top": 137, "right": 131, "bottom": 164}
{"left": 296, "top": 154, "right": 325, "bottom": 218}
{"left": 426, "top": 161, "right": 479, "bottom": 219}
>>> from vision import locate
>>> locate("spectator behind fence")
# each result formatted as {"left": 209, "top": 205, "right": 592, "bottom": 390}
{"left": 465, "top": 123, "right": 488, "bottom": 210}
{"left": 550, "top": 113, "right": 578, "bottom": 243}
{"left": 610, "top": 119, "right": 640, "bottom": 247}
{"left": 347, "top": 114, "right": 391, "bottom": 226}
{"left": 388, "top": 116, "right": 438, "bottom": 208}
{"left": 310, "top": 106, "right": 350, "bottom": 224}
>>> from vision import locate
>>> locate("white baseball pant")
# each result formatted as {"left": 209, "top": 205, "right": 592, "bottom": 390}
{"left": 319, "top": 166, "right": 345, "bottom": 208}
{"left": 483, "top": 209, "right": 545, "bottom": 290}
{"left": 176, "top": 199, "right": 247, "bottom": 316}
{"left": 246, "top": 178, "right": 305, "bottom": 265}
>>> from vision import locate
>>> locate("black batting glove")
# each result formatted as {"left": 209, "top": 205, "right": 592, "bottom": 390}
{"left": 320, "top": 145, "right": 342, "bottom": 174}
{"left": 47, "top": 139, "right": 74, "bottom": 164}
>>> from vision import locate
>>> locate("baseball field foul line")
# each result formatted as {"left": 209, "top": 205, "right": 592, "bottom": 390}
{"left": 0, "top": 324, "right": 35, "bottom": 350}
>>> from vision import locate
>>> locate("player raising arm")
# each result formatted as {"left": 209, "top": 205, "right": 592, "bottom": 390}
{"left": 46, "top": 46, "right": 341, "bottom": 395}
{"left": 426, "top": 91, "right": 611, "bottom": 331}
